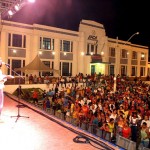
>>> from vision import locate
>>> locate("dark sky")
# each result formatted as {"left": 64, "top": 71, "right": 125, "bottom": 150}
{"left": 5, "top": 0, "right": 150, "bottom": 48}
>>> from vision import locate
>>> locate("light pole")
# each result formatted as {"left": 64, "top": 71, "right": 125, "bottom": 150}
{"left": 113, "top": 76, "right": 116, "bottom": 92}
{"left": 123, "top": 32, "right": 139, "bottom": 45}
{"left": 115, "top": 32, "right": 139, "bottom": 77}
{"left": 124, "top": 32, "right": 139, "bottom": 76}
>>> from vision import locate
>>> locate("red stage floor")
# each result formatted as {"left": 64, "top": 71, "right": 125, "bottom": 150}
{"left": 0, "top": 93, "right": 120, "bottom": 150}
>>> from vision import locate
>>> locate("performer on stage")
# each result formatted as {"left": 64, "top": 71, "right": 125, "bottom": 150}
{"left": 0, "top": 58, "right": 14, "bottom": 117}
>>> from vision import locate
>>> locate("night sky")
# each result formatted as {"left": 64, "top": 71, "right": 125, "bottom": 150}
{"left": 5, "top": 0, "right": 150, "bottom": 49}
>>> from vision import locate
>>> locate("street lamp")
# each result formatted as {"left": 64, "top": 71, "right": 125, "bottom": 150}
{"left": 124, "top": 32, "right": 139, "bottom": 45}
{"left": 115, "top": 32, "right": 139, "bottom": 76}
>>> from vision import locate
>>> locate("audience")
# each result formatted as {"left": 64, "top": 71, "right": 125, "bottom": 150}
{"left": 21, "top": 73, "right": 150, "bottom": 148}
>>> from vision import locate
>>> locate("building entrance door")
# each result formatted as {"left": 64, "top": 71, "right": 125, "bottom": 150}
{"left": 91, "top": 65, "right": 95, "bottom": 75}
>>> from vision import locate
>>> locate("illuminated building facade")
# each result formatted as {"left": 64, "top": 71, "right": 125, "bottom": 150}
{"left": 0, "top": 19, "right": 149, "bottom": 77}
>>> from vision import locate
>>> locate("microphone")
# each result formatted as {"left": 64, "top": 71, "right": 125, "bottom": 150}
{"left": 1, "top": 62, "right": 10, "bottom": 66}
{"left": 0, "top": 59, "right": 10, "bottom": 67}
{"left": 3, "top": 63, "right": 10, "bottom": 67}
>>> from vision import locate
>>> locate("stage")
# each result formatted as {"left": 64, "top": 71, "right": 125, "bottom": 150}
{"left": 0, "top": 93, "right": 121, "bottom": 150}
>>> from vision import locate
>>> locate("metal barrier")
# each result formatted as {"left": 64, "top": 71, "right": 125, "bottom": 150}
{"left": 37, "top": 105, "right": 150, "bottom": 150}
{"left": 71, "top": 118, "right": 78, "bottom": 127}
{"left": 81, "top": 122, "right": 88, "bottom": 130}
{"left": 55, "top": 111, "right": 61, "bottom": 119}
{"left": 49, "top": 108, "right": 55, "bottom": 115}
{"left": 116, "top": 135, "right": 136, "bottom": 150}
{"left": 60, "top": 113, "right": 65, "bottom": 120}
{"left": 87, "top": 124, "right": 94, "bottom": 133}
{"left": 103, "top": 130, "right": 111, "bottom": 142}
{"left": 46, "top": 108, "right": 50, "bottom": 113}
{"left": 66, "top": 115, "right": 72, "bottom": 123}
{"left": 138, "top": 145, "right": 150, "bottom": 150}
{"left": 143, "top": 147, "right": 150, "bottom": 150}
{"left": 96, "top": 128, "right": 103, "bottom": 138}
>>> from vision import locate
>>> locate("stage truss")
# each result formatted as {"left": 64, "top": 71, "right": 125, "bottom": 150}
{"left": 0, "top": 0, "right": 28, "bottom": 18}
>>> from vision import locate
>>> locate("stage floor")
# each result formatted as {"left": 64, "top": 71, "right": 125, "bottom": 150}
{"left": 0, "top": 94, "right": 119, "bottom": 150}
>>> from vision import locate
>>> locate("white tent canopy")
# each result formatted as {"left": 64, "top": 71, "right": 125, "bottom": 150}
{"left": 14, "top": 55, "right": 59, "bottom": 74}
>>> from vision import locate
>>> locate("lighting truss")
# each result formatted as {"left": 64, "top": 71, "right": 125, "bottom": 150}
{"left": 0, "top": 0, "right": 33, "bottom": 18}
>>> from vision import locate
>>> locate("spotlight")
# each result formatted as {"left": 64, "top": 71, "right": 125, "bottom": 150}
{"left": 14, "top": 4, "right": 20, "bottom": 11}
{"left": 8, "top": 10, "right": 13, "bottom": 16}
{"left": 28, "top": 0, "right": 35, "bottom": 3}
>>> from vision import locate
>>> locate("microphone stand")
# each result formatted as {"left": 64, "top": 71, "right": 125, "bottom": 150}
{"left": 5, "top": 64, "right": 29, "bottom": 122}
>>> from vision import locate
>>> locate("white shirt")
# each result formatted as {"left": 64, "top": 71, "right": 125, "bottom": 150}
{"left": 0, "top": 70, "right": 6, "bottom": 89}
{"left": 141, "top": 120, "right": 150, "bottom": 128}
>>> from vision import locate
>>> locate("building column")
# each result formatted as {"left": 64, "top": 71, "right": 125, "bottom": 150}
{"left": 54, "top": 38, "right": 60, "bottom": 77}
{"left": 102, "top": 40, "right": 108, "bottom": 75}
{"left": 127, "top": 50, "right": 132, "bottom": 76}
{"left": 84, "top": 56, "right": 91, "bottom": 75}
{"left": 25, "top": 34, "right": 32, "bottom": 68}
{"left": 77, "top": 32, "right": 85, "bottom": 75}
{"left": 31, "top": 35, "right": 39, "bottom": 59}
{"left": 28, "top": 34, "right": 40, "bottom": 76}
{"left": 115, "top": 45, "right": 120, "bottom": 76}
{"left": 72, "top": 41, "right": 78, "bottom": 76}
{"left": 145, "top": 52, "right": 148, "bottom": 77}
{"left": 0, "top": 31, "right": 8, "bottom": 74}
{"left": 137, "top": 52, "right": 141, "bottom": 77}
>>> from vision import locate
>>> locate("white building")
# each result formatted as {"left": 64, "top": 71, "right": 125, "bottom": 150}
{"left": 0, "top": 19, "right": 149, "bottom": 77}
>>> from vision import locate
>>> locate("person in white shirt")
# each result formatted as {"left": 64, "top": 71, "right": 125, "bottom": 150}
{"left": 141, "top": 115, "right": 150, "bottom": 128}
{"left": 0, "top": 59, "right": 14, "bottom": 117}
{"left": 0, "top": 72, "right": 5, "bottom": 117}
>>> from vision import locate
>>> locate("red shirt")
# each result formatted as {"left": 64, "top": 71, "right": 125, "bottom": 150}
{"left": 86, "top": 87, "right": 91, "bottom": 93}
{"left": 122, "top": 127, "right": 131, "bottom": 138}
{"left": 32, "top": 91, "right": 38, "bottom": 98}
{"left": 82, "top": 105, "right": 89, "bottom": 116}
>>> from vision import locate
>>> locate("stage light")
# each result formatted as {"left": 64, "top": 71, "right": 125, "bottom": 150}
{"left": 14, "top": 4, "right": 20, "bottom": 11}
{"left": 8, "top": 10, "right": 13, "bottom": 16}
{"left": 28, "top": 0, "right": 35, "bottom": 3}
{"left": 1, "top": 0, "right": 36, "bottom": 19}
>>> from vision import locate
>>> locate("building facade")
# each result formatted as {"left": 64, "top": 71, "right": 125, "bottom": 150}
{"left": 0, "top": 19, "right": 149, "bottom": 77}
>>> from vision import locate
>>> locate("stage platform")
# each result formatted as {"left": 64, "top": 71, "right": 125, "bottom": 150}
{"left": 0, "top": 93, "right": 122, "bottom": 150}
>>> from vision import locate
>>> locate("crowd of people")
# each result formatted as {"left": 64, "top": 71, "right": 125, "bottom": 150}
{"left": 26, "top": 73, "right": 150, "bottom": 149}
